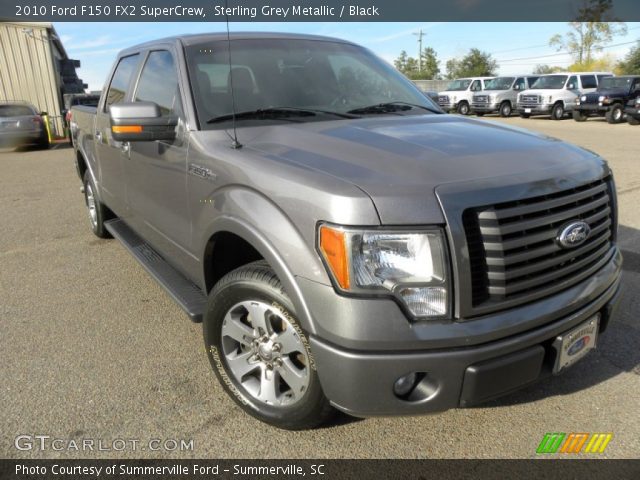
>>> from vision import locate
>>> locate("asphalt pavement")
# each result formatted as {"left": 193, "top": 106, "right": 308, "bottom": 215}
{"left": 1, "top": 116, "right": 639, "bottom": 459}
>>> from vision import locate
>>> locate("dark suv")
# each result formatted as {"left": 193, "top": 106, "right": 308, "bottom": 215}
{"left": 573, "top": 75, "right": 640, "bottom": 124}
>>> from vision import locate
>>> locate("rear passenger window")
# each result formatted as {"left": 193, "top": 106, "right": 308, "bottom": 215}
{"left": 581, "top": 75, "right": 597, "bottom": 89}
{"left": 134, "top": 50, "right": 182, "bottom": 116}
{"left": 105, "top": 54, "right": 140, "bottom": 110}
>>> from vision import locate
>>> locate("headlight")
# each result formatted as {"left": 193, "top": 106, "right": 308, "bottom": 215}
{"left": 598, "top": 95, "right": 606, "bottom": 102}
{"left": 636, "top": 98, "right": 640, "bottom": 106}
{"left": 581, "top": 95, "right": 587, "bottom": 101}
{"left": 318, "top": 225, "right": 449, "bottom": 318}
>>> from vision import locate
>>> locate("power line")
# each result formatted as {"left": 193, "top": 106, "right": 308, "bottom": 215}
{"left": 497, "top": 39, "right": 638, "bottom": 62}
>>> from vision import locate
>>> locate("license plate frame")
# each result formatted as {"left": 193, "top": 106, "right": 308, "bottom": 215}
{"left": 553, "top": 315, "right": 599, "bottom": 374}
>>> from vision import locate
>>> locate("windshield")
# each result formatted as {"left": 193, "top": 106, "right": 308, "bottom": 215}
{"left": 530, "top": 75, "right": 568, "bottom": 89}
{"left": 186, "top": 39, "right": 434, "bottom": 127}
{"left": 599, "top": 77, "right": 634, "bottom": 90}
{"left": 484, "top": 77, "right": 514, "bottom": 90}
{"left": 444, "top": 79, "right": 472, "bottom": 91}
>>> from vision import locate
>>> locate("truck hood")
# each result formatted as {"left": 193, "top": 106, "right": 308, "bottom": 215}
{"left": 438, "top": 90, "right": 469, "bottom": 96}
{"left": 244, "top": 114, "right": 605, "bottom": 224}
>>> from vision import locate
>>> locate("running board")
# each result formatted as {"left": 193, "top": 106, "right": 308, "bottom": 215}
{"left": 105, "top": 219, "right": 206, "bottom": 322}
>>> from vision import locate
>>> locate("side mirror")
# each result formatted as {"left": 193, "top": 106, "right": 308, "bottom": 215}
{"left": 109, "top": 102, "right": 177, "bottom": 142}
{"left": 513, "top": 85, "right": 520, "bottom": 91}
{"left": 567, "top": 83, "right": 576, "bottom": 90}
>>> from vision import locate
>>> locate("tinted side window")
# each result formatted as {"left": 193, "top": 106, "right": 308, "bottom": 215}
{"left": 526, "top": 76, "right": 539, "bottom": 88}
{"left": 105, "top": 55, "right": 140, "bottom": 110}
{"left": 471, "top": 80, "right": 481, "bottom": 91}
{"left": 567, "top": 76, "right": 577, "bottom": 89}
{"left": 581, "top": 75, "right": 597, "bottom": 89}
{"left": 514, "top": 77, "right": 526, "bottom": 90}
{"left": 135, "top": 50, "right": 182, "bottom": 116}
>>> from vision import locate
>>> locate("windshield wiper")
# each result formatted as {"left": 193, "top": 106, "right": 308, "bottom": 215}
{"left": 347, "top": 101, "right": 441, "bottom": 115}
{"left": 206, "top": 107, "right": 358, "bottom": 124}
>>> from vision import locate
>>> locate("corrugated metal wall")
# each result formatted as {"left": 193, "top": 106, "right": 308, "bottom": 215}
{"left": 0, "top": 22, "right": 64, "bottom": 135}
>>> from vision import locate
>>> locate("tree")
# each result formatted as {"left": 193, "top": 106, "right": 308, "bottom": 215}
{"left": 445, "top": 49, "right": 498, "bottom": 79}
{"left": 394, "top": 50, "right": 409, "bottom": 73}
{"left": 617, "top": 41, "right": 640, "bottom": 74}
{"left": 393, "top": 48, "right": 441, "bottom": 80}
{"left": 549, "top": 0, "right": 626, "bottom": 64}
{"left": 533, "top": 64, "right": 563, "bottom": 74}
{"left": 419, "top": 47, "right": 441, "bottom": 80}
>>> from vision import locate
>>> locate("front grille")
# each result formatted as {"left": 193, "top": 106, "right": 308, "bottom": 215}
{"left": 438, "top": 95, "right": 449, "bottom": 106}
{"left": 519, "top": 94, "right": 540, "bottom": 106}
{"left": 463, "top": 178, "right": 615, "bottom": 308}
{"left": 474, "top": 95, "right": 489, "bottom": 104}
{"left": 582, "top": 93, "right": 600, "bottom": 105}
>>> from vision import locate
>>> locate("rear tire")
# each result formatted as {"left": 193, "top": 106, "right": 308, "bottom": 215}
{"left": 499, "top": 101, "right": 512, "bottom": 117}
{"left": 572, "top": 110, "right": 588, "bottom": 122}
{"left": 628, "top": 115, "right": 640, "bottom": 126}
{"left": 457, "top": 102, "right": 470, "bottom": 115}
{"left": 551, "top": 103, "right": 565, "bottom": 120}
{"left": 203, "top": 261, "right": 335, "bottom": 430}
{"left": 83, "top": 171, "right": 112, "bottom": 239}
{"left": 605, "top": 104, "right": 624, "bottom": 124}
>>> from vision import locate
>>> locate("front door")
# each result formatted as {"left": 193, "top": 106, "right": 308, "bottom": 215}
{"left": 124, "top": 49, "right": 193, "bottom": 271}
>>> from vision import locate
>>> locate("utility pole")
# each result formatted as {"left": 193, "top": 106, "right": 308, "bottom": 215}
{"left": 413, "top": 29, "right": 425, "bottom": 72}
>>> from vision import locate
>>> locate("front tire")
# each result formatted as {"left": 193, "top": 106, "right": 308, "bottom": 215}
{"left": 203, "top": 261, "right": 334, "bottom": 430}
{"left": 457, "top": 102, "right": 470, "bottom": 115}
{"left": 605, "top": 104, "right": 624, "bottom": 124}
{"left": 83, "top": 172, "right": 111, "bottom": 238}
{"left": 551, "top": 103, "right": 565, "bottom": 120}
{"left": 519, "top": 112, "right": 531, "bottom": 119}
{"left": 499, "top": 101, "right": 512, "bottom": 117}
{"left": 573, "top": 110, "right": 588, "bottom": 122}
{"left": 628, "top": 115, "right": 640, "bottom": 126}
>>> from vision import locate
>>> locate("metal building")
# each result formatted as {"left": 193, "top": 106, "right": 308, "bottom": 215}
{"left": 0, "top": 22, "right": 86, "bottom": 136}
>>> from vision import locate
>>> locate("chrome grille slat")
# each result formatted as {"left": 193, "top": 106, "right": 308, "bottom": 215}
{"left": 463, "top": 177, "right": 615, "bottom": 307}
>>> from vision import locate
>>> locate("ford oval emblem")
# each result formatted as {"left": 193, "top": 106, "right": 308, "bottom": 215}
{"left": 557, "top": 221, "right": 591, "bottom": 249}
{"left": 567, "top": 335, "right": 590, "bottom": 356}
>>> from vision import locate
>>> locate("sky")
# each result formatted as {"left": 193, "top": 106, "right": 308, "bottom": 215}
{"left": 54, "top": 22, "right": 640, "bottom": 91}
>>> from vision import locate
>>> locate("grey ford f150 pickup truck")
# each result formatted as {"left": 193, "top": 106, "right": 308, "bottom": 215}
{"left": 71, "top": 33, "right": 622, "bottom": 430}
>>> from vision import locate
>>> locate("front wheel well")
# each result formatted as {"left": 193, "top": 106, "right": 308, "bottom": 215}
{"left": 76, "top": 151, "right": 88, "bottom": 180}
{"left": 203, "top": 232, "right": 264, "bottom": 293}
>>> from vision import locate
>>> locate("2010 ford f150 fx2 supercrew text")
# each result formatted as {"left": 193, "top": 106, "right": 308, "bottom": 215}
{"left": 71, "top": 33, "right": 622, "bottom": 430}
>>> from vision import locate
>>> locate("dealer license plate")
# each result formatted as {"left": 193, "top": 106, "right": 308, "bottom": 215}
{"left": 553, "top": 315, "right": 599, "bottom": 374}
{"left": 525, "top": 108, "right": 532, "bottom": 113}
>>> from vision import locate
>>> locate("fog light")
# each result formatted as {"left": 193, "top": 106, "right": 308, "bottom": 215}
{"left": 393, "top": 372, "right": 418, "bottom": 397}
{"left": 398, "top": 287, "right": 447, "bottom": 317}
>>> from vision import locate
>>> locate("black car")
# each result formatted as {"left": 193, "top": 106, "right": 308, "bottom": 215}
{"left": 625, "top": 97, "right": 640, "bottom": 125}
{"left": 573, "top": 75, "right": 640, "bottom": 124}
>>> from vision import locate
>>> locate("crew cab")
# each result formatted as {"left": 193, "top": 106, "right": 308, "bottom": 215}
{"left": 437, "top": 77, "right": 494, "bottom": 115}
{"left": 517, "top": 72, "right": 612, "bottom": 120}
{"left": 72, "top": 33, "right": 622, "bottom": 430}
{"left": 471, "top": 75, "right": 539, "bottom": 117}
{"left": 573, "top": 75, "right": 640, "bottom": 124}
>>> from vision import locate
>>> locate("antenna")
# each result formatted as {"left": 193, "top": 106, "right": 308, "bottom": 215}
{"left": 225, "top": 0, "right": 242, "bottom": 149}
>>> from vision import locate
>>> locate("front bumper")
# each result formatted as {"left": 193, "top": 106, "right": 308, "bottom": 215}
{"left": 575, "top": 104, "right": 609, "bottom": 115}
{"left": 0, "top": 129, "right": 42, "bottom": 146}
{"left": 471, "top": 103, "right": 499, "bottom": 113}
{"left": 517, "top": 104, "right": 552, "bottom": 115}
{"left": 305, "top": 249, "right": 622, "bottom": 416}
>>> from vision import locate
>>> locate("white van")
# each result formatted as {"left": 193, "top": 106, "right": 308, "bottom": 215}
{"left": 516, "top": 72, "right": 613, "bottom": 120}
{"left": 438, "top": 77, "right": 495, "bottom": 115}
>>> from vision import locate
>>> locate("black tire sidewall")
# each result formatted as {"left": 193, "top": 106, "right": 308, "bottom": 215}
{"left": 203, "top": 271, "right": 329, "bottom": 429}
{"left": 500, "top": 102, "right": 512, "bottom": 117}
{"left": 457, "top": 102, "right": 469, "bottom": 115}
{"left": 607, "top": 105, "right": 623, "bottom": 124}
{"left": 552, "top": 104, "right": 564, "bottom": 120}
{"left": 83, "top": 172, "right": 109, "bottom": 238}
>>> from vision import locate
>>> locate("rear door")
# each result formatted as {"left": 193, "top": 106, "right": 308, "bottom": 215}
{"left": 124, "top": 48, "right": 192, "bottom": 269}
{"left": 95, "top": 54, "right": 141, "bottom": 216}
